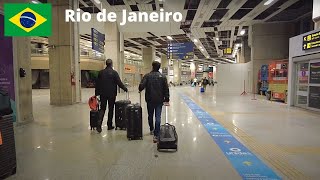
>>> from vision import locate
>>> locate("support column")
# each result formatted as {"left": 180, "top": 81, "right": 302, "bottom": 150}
{"left": 105, "top": 22, "right": 120, "bottom": 72}
{"left": 313, "top": 0, "right": 320, "bottom": 29}
{"left": 142, "top": 47, "right": 155, "bottom": 74}
{"left": 48, "top": 0, "right": 81, "bottom": 105}
{"left": 173, "top": 60, "right": 181, "bottom": 84}
{"left": 190, "top": 62, "right": 198, "bottom": 79}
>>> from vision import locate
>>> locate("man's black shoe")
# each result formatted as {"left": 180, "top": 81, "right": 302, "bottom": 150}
{"left": 107, "top": 126, "right": 115, "bottom": 130}
{"left": 97, "top": 126, "right": 102, "bottom": 133}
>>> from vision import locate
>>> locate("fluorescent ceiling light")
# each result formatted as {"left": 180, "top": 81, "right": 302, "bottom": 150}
{"left": 32, "top": 0, "right": 39, "bottom": 3}
{"left": 193, "top": 39, "right": 198, "bottom": 43}
{"left": 216, "top": 37, "right": 219, "bottom": 41}
{"left": 167, "top": 36, "right": 173, "bottom": 40}
{"left": 264, "top": 0, "right": 274, "bottom": 6}
{"left": 94, "top": 0, "right": 101, "bottom": 4}
{"left": 240, "top": 30, "right": 246, "bottom": 35}
{"left": 201, "top": 49, "right": 204, "bottom": 51}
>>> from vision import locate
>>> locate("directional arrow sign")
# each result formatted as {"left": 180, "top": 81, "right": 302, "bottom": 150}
{"left": 243, "top": 161, "right": 252, "bottom": 166}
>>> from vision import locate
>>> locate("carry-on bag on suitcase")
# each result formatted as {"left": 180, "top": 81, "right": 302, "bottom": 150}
{"left": 157, "top": 105, "right": 178, "bottom": 151}
{"left": 115, "top": 92, "right": 131, "bottom": 130}
{"left": 89, "top": 96, "right": 100, "bottom": 130}
{"left": 0, "top": 115, "right": 17, "bottom": 179}
{"left": 126, "top": 92, "right": 143, "bottom": 140}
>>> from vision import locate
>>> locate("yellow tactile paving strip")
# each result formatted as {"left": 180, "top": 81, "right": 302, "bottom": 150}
{"left": 187, "top": 96, "right": 311, "bottom": 180}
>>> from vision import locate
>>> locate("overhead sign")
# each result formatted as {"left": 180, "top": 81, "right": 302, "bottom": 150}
{"left": 181, "top": 95, "right": 281, "bottom": 180}
{"left": 167, "top": 42, "right": 194, "bottom": 60}
{"left": 303, "top": 31, "right": 320, "bottom": 50}
{"left": 223, "top": 48, "right": 232, "bottom": 55}
{"left": 91, "top": 28, "right": 105, "bottom": 54}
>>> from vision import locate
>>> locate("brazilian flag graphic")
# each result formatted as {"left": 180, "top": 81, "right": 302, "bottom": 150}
{"left": 4, "top": 3, "right": 52, "bottom": 36}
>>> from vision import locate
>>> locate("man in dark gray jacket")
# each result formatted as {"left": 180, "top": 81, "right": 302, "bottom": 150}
{"left": 139, "top": 61, "right": 170, "bottom": 143}
{"left": 95, "top": 59, "right": 128, "bottom": 133}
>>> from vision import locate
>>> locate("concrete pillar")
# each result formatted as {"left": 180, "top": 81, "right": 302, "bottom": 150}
{"left": 239, "top": 38, "right": 251, "bottom": 63}
{"left": 190, "top": 62, "right": 198, "bottom": 79}
{"left": 48, "top": 0, "right": 81, "bottom": 105}
{"left": 173, "top": 60, "right": 181, "bottom": 84}
{"left": 250, "top": 22, "right": 295, "bottom": 93}
{"left": 142, "top": 47, "right": 155, "bottom": 74}
{"left": 105, "top": 22, "right": 120, "bottom": 72}
{"left": 160, "top": 55, "right": 168, "bottom": 78}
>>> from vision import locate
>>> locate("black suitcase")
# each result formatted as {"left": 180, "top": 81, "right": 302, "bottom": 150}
{"left": 126, "top": 93, "right": 143, "bottom": 140}
{"left": 89, "top": 97, "right": 100, "bottom": 130}
{"left": 0, "top": 115, "right": 17, "bottom": 179}
{"left": 157, "top": 106, "right": 178, "bottom": 151}
{"left": 115, "top": 93, "right": 131, "bottom": 130}
{"left": 90, "top": 110, "right": 99, "bottom": 130}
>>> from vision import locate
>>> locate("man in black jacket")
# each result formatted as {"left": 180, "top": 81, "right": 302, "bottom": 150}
{"left": 95, "top": 59, "right": 128, "bottom": 133}
{"left": 139, "top": 61, "right": 170, "bottom": 143}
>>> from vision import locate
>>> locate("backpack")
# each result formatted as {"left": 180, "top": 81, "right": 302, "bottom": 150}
{"left": 0, "top": 89, "right": 13, "bottom": 116}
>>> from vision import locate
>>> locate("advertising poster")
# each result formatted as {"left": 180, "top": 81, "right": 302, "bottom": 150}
{"left": 309, "top": 86, "right": 320, "bottom": 109}
{"left": 310, "top": 62, "right": 320, "bottom": 84}
{"left": 0, "top": 14, "right": 16, "bottom": 121}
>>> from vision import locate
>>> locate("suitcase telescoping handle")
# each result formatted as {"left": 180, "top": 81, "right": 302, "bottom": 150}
{"left": 139, "top": 91, "right": 141, "bottom": 105}
{"left": 165, "top": 105, "right": 168, "bottom": 124}
{"left": 126, "top": 91, "right": 129, "bottom": 100}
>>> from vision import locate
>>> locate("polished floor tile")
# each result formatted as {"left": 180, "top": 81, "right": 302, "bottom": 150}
{"left": 7, "top": 86, "right": 320, "bottom": 180}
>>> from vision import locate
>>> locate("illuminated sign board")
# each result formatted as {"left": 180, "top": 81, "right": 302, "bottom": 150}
{"left": 303, "top": 31, "right": 320, "bottom": 50}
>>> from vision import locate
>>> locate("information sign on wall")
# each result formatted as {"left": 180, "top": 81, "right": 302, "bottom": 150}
{"left": 0, "top": 14, "right": 16, "bottom": 122}
{"left": 310, "top": 62, "right": 320, "bottom": 84}
{"left": 167, "top": 42, "right": 194, "bottom": 60}
{"left": 303, "top": 31, "right": 320, "bottom": 50}
{"left": 162, "top": 67, "right": 168, "bottom": 75}
{"left": 309, "top": 86, "right": 320, "bottom": 109}
{"left": 124, "top": 64, "right": 136, "bottom": 74}
{"left": 91, "top": 28, "right": 105, "bottom": 53}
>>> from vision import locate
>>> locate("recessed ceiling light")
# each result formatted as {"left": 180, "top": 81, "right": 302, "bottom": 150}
{"left": 264, "top": 0, "right": 274, "bottom": 5}
{"left": 167, "top": 36, "right": 173, "bottom": 40}
{"left": 94, "top": 0, "right": 101, "bottom": 4}
{"left": 216, "top": 37, "right": 219, "bottom": 41}
{"left": 193, "top": 39, "right": 198, "bottom": 43}
{"left": 240, "top": 30, "right": 245, "bottom": 35}
{"left": 32, "top": 0, "right": 39, "bottom": 3}
{"left": 201, "top": 49, "right": 204, "bottom": 51}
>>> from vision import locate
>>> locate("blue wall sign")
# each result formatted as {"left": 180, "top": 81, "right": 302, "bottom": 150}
{"left": 91, "top": 28, "right": 105, "bottom": 54}
{"left": 180, "top": 95, "right": 281, "bottom": 180}
{"left": 167, "top": 42, "right": 194, "bottom": 60}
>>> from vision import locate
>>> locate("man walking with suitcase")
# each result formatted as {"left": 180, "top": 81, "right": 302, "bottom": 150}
{"left": 95, "top": 59, "right": 128, "bottom": 133}
{"left": 139, "top": 61, "right": 170, "bottom": 143}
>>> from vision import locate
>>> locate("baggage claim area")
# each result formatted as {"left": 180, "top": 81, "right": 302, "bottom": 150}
{"left": 1, "top": 0, "right": 320, "bottom": 179}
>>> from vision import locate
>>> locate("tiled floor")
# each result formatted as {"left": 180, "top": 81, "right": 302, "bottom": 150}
{"left": 7, "top": 86, "right": 320, "bottom": 180}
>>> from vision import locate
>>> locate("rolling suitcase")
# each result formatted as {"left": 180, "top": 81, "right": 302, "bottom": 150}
{"left": 200, "top": 87, "right": 205, "bottom": 93}
{"left": 157, "top": 106, "right": 178, "bottom": 151}
{"left": 89, "top": 96, "right": 100, "bottom": 130}
{"left": 0, "top": 115, "right": 17, "bottom": 179}
{"left": 115, "top": 92, "right": 131, "bottom": 130}
{"left": 126, "top": 93, "right": 143, "bottom": 140}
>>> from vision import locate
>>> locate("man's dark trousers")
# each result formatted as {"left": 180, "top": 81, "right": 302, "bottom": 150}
{"left": 99, "top": 96, "right": 116, "bottom": 128}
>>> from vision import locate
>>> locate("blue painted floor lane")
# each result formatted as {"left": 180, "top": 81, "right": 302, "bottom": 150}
{"left": 180, "top": 95, "right": 281, "bottom": 180}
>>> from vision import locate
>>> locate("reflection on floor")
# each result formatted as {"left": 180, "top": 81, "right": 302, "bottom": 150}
{"left": 8, "top": 86, "right": 320, "bottom": 180}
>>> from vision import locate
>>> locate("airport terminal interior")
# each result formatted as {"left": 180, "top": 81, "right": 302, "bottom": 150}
{"left": 1, "top": 0, "right": 320, "bottom": 179}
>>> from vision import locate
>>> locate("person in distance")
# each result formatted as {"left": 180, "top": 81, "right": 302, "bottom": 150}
{"left": 95, "top": 59, "right": 128, "bottom": 133}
